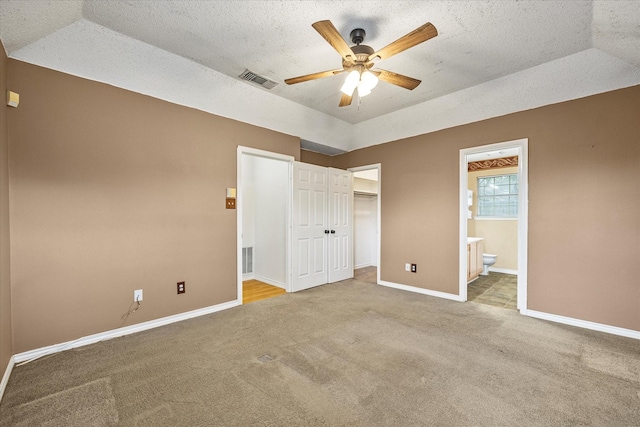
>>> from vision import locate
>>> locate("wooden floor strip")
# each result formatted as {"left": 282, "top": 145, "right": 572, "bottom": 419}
{"left": 243, "top": 280, "right": 286, "bottom": 304}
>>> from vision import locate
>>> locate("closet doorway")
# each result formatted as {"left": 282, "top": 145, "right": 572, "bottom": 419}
{"left": 350, "top": 164, "right": 381, "bottom": 285}
{"left": 291, "top": 162, "right": 354, "bottom": 291}
{"left": 237, "top": 147, "right": 357, "bottom": 302}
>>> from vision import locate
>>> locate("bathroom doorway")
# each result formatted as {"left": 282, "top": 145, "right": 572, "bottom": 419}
{"left": 459, "top": 139, "right": 528, "bottom": 313}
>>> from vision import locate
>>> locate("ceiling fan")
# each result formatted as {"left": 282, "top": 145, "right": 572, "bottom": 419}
{"left": 285, "top": 20, "right": 438, "bottom": 107}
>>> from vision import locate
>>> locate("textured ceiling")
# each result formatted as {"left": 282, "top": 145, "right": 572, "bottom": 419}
{"left": 1, "top": 0, "right": 639, "bottom": 153}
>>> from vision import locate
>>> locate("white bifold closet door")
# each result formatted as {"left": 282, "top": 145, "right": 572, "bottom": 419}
{"left": 291, "top": 162, "right": 353, "bottom": 292}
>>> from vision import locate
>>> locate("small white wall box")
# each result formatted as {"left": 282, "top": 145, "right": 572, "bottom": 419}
{"left": 226, "top": 187, "right": 236, "bottom": 209}
{"left": 6, "top": 91, "right": 19, "bottom": 108}
{"left": 467, "top": 189, "right": 473, "bottom": 206}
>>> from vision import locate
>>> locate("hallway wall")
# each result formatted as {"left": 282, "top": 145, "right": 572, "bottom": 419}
{"left": 245, "top": 155, "right": 288, "bottom": 288}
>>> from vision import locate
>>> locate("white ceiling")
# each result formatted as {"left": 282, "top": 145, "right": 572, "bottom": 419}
{"left": 1, "top": 1, "right": 639, "bottom": 153}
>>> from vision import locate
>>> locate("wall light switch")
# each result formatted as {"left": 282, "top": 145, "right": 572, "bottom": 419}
{"left": 6, "top": 91, "right": 19, "bottom": 108}
{"left": 405, "top": 263, "right": 411, "bottom": 272}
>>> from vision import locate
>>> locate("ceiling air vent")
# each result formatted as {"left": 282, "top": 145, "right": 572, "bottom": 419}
{"left": 239, "top": 69, "right": 278, "bottom": 90}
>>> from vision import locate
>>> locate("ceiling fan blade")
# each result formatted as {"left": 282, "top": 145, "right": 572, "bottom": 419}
{"left": 285, "top": 69, "right": 344, "bottom": 85}
{"left": 367, "top": 22, "right": 437, "bottom": 62}
{"left": 312, "top": 20, "right": 355, "bottom": 64}
{"left": 339, "top": 93, "right": 353, "bottom": 107}
{"left": 375, "top": 69, "right": 421, "bottom": 90}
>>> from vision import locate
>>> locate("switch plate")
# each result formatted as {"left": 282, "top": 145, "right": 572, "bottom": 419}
{"left": 134, "top": 289, "right": 143, "bottom": 302}
{"left": 405, "top": 263, "right": 411, "bottom": 272}
{"left": 411, "top": 264, "right": 417, "bottom": 273}
{"left": 177, "top": 281, "right": 185, "bottom": 294}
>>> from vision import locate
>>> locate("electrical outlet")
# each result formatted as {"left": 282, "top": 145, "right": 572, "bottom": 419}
{"left": 405, "top": 263, "right": 411, "bottom": 272}
{"left": 411, "top": 264, "right": 417, "bottom": 273}
{"left": 134, "top": 289, "right": 143, "bottom": 302}
{"left": 177, "top": 281, "right": 185, "bottom": 294}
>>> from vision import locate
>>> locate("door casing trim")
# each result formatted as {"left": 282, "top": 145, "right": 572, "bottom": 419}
{"left": 459, "top": 139, "right": 528, "bottom": 312}
{"left": 237, "top": 146, "right": 294, "bottom": 302}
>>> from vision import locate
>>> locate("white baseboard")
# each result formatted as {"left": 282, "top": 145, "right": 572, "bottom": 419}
{"left": 253, "top": 275, "right": 286, "bottom": 290}
{"left": 524, "top": 309, "right": 640, "bottom": 340}
{"left": 378, "top": 280, "right": 639, "bottom": 340}
{"left": 0, "top": 355, "right": 15, "bottom": 404}
{"left": 379, "top": 280, "right": 464, "bottom": 302}
{"left": 490, "top": 267, "right": 518, "bottom": 275}
{"left": 14, "top": 299, "right": 241, "bottom": 365}
{"left": 354, "top": 262, "right": 373, "bottom": 270}
{"left": 242, "top": 273, "right": 254, "bottom": 281}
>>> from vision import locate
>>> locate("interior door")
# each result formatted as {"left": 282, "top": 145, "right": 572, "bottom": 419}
{"left": 328, "top": 168, "right": 353, "bottom": 282}
{"left": 291, "top": 162, "right": 328, "bottom": 291}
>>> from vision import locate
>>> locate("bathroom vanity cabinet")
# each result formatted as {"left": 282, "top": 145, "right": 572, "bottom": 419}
{"left": 467, "top": 238, "right": 484, "bottom": 282}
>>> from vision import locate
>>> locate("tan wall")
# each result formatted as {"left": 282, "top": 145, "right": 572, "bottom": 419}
{"left": 468, "top": 167, "right": 518, "bottom": 270}
{"left": 334, "top": 85, "right": 640, "bottom": 331}
{"left": 7, "top": 60, "right": 299, "bottom": 353}
{"left": 3, "top": 57, "right": 639, "bottom": 356}
{"left": 300, "top": 149, "right": 334, "bottom": 167}
{"left": 0, "top": 43, "right": 13, "bottom": 374}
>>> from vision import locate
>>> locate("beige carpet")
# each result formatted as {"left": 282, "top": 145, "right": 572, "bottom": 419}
{"left": 1, "top": 279, "right": 639, "bottom": 426}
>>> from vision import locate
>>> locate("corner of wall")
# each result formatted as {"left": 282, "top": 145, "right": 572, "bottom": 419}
{"left": 0, "top": 37, "right": 14, "bottom": 393}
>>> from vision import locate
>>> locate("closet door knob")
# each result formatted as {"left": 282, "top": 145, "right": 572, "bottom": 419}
{"left": 324, "top": 230, "right": 330, "bottom": 234}
{"left": 330, "top": 230, "right": 336, "bottom": 234}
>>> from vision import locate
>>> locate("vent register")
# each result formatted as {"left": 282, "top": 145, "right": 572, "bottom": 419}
{"left": 242, "top": 247, "right": 253, "bottom": 274}
{"left": 239, "top": 69, "right": 278, "bottom": 89}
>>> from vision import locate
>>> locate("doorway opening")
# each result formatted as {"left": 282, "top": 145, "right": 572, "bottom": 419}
{"left": 238, "top": 148, "right": 357, "bottom": 303}
{"left": 459, "top": 139, "right": 528, "bottom": 312}
{"left": 242, "top": 279, "right": 287, "bottom": 304}
{"left": 237, "top": 147, "right": 293, "bottom": 304}
{"left": 350, "top": 164, "right": 381, "bottom": 285}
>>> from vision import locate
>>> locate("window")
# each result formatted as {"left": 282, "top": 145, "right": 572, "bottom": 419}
{"left": 477, "top": 174, "right": 518, "bottom": 218}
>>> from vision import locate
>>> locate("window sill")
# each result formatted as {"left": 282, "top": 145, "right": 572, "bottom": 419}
{"left": 473, "top": 216, "right": 518, "bottom": 221}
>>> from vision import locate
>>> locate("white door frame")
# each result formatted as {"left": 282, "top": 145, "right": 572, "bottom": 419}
{"left": 459, "top": 139, "right": 528, "bottom": 312}
{"left": 348, "top": 164, "right": 382, "bottom": 284}
{"left": 237, "top": 146, "right": 294, "bottom": 303}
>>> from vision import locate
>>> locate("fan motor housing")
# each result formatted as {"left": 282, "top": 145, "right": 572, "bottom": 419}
{"left": 343, "top": 44, "right": 375, "bottom": 68}
{"left": 351, "top": 44, "right": 374, "bottom": 56}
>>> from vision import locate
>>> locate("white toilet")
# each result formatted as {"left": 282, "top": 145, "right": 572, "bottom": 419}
{"left": 481, "top": 254, "right": 497, "bottom": 276}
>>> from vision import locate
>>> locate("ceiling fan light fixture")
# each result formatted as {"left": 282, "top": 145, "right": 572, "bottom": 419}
{"left": 357, "top": 82, "right": 372, "bottom": 97}
{"left": 340, "top": 69, "right": 360, "bottom": 96}
{"left": 361, "top": 70, "right": 378, "bottom": 90}
{"left": 287, "top": 20, "right": 437, "bottom": 107}
{"left": 357, "top": 70, "right": 379, "bottom": 97}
